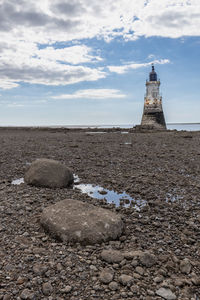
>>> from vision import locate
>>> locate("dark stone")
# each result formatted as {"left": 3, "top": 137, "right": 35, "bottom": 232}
{"left": 25, "top": 158, "right": 73, "bottom": 188}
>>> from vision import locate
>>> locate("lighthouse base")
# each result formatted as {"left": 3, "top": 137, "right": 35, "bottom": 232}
{"left": 141, "top": 110, "right": 166, "bottom": 130}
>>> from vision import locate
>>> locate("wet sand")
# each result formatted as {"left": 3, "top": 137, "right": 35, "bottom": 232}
{"left": 0, "top": 128, "right": 199, "bottom": 299}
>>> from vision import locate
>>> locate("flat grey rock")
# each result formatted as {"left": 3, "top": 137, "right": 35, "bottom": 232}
{"left": 41, "top": 199, "right": 124, "bottom": 245}
{"left": 25, "top": 158, "right": 73, "bottom": 188}
{"left": 156, "top": 287, "right": 176, "bottom": 300}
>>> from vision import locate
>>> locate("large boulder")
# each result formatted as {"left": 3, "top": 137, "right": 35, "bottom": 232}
{"left": 40, "top": 199, "right": 124, "bottom": 245}
{"left": 25, "top": 159, "right": 73, "bottom": 188}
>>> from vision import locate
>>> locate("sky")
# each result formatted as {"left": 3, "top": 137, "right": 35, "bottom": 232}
{"left": 0, "top": 0, "right": 200, "bottom": 126}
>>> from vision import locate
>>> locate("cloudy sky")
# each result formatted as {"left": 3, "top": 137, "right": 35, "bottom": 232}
{"left": 0, "top": 0, "right": 200, "bottom": 126}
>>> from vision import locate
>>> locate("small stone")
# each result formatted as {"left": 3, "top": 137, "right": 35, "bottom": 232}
{"left": 191, "top": 275, "right": 200, "bottom": 286}
{"left": 154, "top": 275, "right": 164, "bottom": 283}
{"left": 180, "top": 258, "right": 191, "bottom": 274}
{"left": 123, "top": 250, "right": 142, "bottom": 260}
{"left": 3, "top": 295, "right": 11, "bottom": 300}
{"left": 139, "top": 252, "right": 156, "bottom": 267}
{"left": 119, "top": 274, "right": 133, "bottom": 286}
{"left": 60, "top": 285, "right": 72, "bottom": 293}
{"left": 156, "top": 287, "right": 176, "bottom": 300}
{"left": 99, "top": 268, "right": 114, "bottom": 284}
{"left": 33, "top": 263, "right": 47, "bottom": 275}
{"left": 101, "top": 249, "right": 124, "bottom": 263}
{"left": 109, "top": 281, "right": 119, "bottom": 291}
{"left": 42, "top": 282, "right": 53, "bottom": 296}
{"left": 17, "top": 276, "right": 26, "bottom": 284}
{"left": 135, "top": 266, "right": 144, "bottom": 275}
{"left": 131, "top": 260, "right": 138, "bottom": 267}
{"left": 90, "top": 265, "right": 98, "bottom": 271}
{"left": 20, "top": 289, "right": 32, "bottom": 300}
{"left": 133, "top": 272, "right": 141, "bottom": 279}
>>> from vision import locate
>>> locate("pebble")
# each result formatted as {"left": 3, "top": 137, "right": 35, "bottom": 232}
{"left": 60, "top": 285, "right": 72, "bottom": 293}
{"left": 135, "top": 266, "right": 144, "bottom": 275}
{"left": 99, "top": 268, "right": 114, "bottom": 284}
{"left": 108, "top": 281, "right": 119, "bottom": 291}
{"left": 119, "top": 274, "right": 133, "bottom": 286}
{"left": 180, "top": 258, "right": 191, "bottom": 274}
{"left": 42, "top": 282, "right": 53, "bottom": 296}
{"left": 154, "top": 275, "right": 164, "bottom": 283}
{"left": 101, "top": 249, "right": 124, "bottom": 263}
{"left": 156, "top": 287, "right": 177, "bottom": 300}
{"left": 139, "top": 252, "right": 156, "bottom": 267}
{"left": 20, "top": 289, "right": 32, "bottom": 300}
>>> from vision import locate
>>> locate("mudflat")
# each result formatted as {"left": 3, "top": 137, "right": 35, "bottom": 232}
{"left": 0, "top": 128, "right": 199, "bottom": 299}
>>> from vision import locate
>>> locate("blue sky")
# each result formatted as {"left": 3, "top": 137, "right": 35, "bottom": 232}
{"left": 0, "top": 0, "right": 200, "bottom": 126}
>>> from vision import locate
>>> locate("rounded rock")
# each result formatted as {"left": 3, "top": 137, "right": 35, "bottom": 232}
{"left": 25, "top": 158, "right": 73, "bottom": 188}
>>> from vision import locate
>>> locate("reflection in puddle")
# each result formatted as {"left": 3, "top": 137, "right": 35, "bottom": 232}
{"left": 74, "top": 176, "right": 146, "bottom": 210}
{"left": 121, "top": 132, "right": 129, "bottom": 134}
{"left": 124, "top": 142, "right": 132, "bottom": 145}
{"left": 12, "top": 178, "right": 24, "bottom": 185}
{"left": 74, "top": 174, "right": 80, "bottom": 184}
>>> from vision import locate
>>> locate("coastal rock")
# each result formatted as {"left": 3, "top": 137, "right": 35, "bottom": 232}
{"left": 41, "top": 199, "right": 124, "bottom": 245}
{"left": 25, "top": 158, "right": 73, "bottom": 188}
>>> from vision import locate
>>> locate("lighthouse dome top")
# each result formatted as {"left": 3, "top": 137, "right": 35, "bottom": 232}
{"left": 149, "top": 65, "right": 157, "bottom": 81}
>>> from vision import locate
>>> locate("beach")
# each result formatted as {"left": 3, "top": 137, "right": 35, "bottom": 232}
{"left": 0, "top": 127, "right": 199, "bottom": 299}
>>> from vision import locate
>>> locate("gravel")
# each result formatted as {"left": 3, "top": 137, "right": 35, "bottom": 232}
{"left": 0, "top": 127, "right": 199, "bottom": 299}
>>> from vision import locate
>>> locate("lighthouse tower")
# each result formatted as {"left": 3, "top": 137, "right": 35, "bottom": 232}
{"left": 141, "top": 65, "right": 166, "bottom": 130}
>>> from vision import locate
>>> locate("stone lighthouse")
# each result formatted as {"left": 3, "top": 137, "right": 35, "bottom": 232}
{"left": 141, "top": 65, "right": 166, "bottom": 130}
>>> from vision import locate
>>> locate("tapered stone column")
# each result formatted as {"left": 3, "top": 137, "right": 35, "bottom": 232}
{"left": 141, "top": 65, "right": 166, "bottom": 130}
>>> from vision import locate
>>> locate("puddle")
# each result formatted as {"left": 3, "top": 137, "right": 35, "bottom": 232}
{"left": 74, "top": 174, "right": 80, "bottom": 184}
{"left": 124, "top": 142, "right": 132, "bottom": 145}
{"left": 12, "top": 178, "right": 24, "bottom": 185}
{"left": 74, "top": 176, "right": 146, "bottom": 210}
{"left": 166, "top": 193, "right": 183, "bottom": 203}
{"left": 121, "top": 132, "right": 129, "bottom": 134}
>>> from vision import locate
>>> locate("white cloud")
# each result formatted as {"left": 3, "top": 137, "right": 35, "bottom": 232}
{"left": 36, "top": 45, "right": 102, "bottom": 65}
{"left": 0, "top": 0, "right": 199, "bottom": 89}
{"left": 108, "top": 59, "right": 170, "bottom": 74}
{"left": 7, "top": 103, "right": 25, "bottom": 108}
{"left": 0, "top": 41, "right": 106, "bottom": 89}
{"left": 52, "top": 89, "right": 127, "bottom": 99}
{"left": 0, "top": 0, "right": 199, "bottom": 43}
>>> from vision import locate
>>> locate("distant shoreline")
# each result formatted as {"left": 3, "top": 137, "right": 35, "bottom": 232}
{"left": 0, "top": 122, "right": 200, "bottom": 128}
{"left": 0, "top": 123, "right": 200, "bottom": 132}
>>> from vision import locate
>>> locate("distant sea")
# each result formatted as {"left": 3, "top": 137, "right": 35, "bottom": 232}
{"left": 1, "top": 123, "right": 200, "bottom": 131}
{"left": 57, "top": 123, "right": 200, "bottom": 131}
